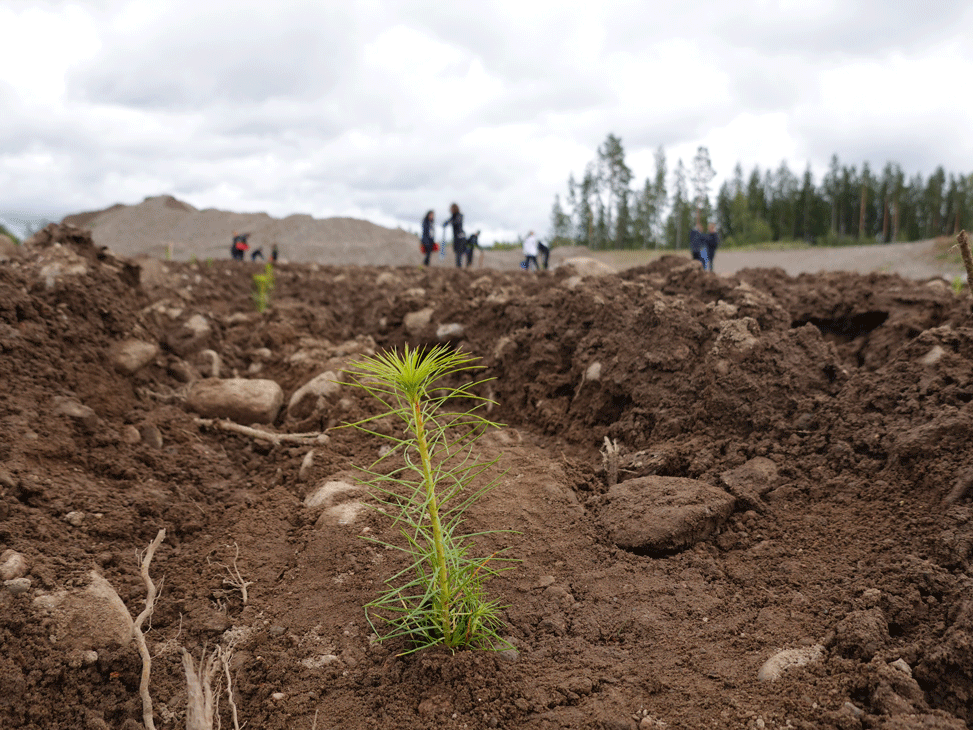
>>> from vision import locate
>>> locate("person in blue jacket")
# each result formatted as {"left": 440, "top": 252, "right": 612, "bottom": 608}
{"left": 689, "top": 225, "right": 706, "bottom": 268}
{"left": 704, "top": 223, "right": 720, "bottom": 272}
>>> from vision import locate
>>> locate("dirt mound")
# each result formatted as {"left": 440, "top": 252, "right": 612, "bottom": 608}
{"left": 62, "top": 195, "right": 425, "bottom": 266}
{"left": 2, "top": 224, "right": 973, "bottom": 729}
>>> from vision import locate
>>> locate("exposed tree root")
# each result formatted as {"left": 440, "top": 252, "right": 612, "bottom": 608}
{"left": 195, "top": 417, "right": 329, "bottom": 445}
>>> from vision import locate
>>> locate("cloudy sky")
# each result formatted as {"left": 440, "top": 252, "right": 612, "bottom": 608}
{"left": 2, "top": 0, "right": 972, "bottom": 243}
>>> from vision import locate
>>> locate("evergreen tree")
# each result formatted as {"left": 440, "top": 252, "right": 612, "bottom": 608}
{"left": 823, "top": 154, "right": 841, "bottom": 235}
{"left": 667, "top": 159, "right": 691, "bottom": 248}
{"left": 549, "top": 194, "right": 572, "bottom": 246}
{"left": 615, "top": 189, "right": 633, "bottom": 248}
{"left": 690, "top": 146, "right": 716, "bottom": 227}
{"left": 924, "top": 166, "right": 946, "bottom": 237}
{"left": 597, "top": 133, "right": 634, "bottom": 248}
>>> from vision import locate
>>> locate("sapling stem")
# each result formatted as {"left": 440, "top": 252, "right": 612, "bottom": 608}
{"left": 411, "top": 398, "right": 452, "bottom": 639}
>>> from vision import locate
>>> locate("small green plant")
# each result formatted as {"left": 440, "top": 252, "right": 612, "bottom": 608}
{"left": 952, "top": 275, "right": 964, "bottom": 295}
{"left": 344, "top": 345, "right": 515, "bottom": 654}
{"left": 251, "top": 263, "right": 275, "bottom": 312}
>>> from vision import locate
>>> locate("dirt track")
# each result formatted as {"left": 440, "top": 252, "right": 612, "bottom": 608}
{"left": 1, "top": 224, "right": 972, "bottom": 730}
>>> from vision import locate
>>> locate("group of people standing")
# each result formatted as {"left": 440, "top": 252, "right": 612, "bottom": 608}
{"left": 421, "top": 204, "right": 550, "bottom": 272}
{"left": 521, "top": 231, "right": 550, "bottom": 271}
{"left": 690, "top": 223, "right": 720, "bottom": 271}
{"left": 230, "top": 232, "right": 278, "bottom": 263}
{"left": 421, "top": 204, "right": 481, "bottom": 268}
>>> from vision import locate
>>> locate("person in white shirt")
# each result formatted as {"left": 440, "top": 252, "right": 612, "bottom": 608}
{"left": 522, "top": 231, "right": 539, "bottom": 271}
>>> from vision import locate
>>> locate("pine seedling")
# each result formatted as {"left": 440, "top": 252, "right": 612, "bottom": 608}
{"left": 343, "top": 345, "right": 515, "bottom": 654}
{"left": 251, "top": 263, "right": 275, "bottom": 312}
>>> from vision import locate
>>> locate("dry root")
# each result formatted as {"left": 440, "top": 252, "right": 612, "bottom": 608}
{"left": 195, "top": 417, "right": 329, "bottom": 445}
{"left": 601, "top": 437, "right": 620, "bottom": 488}
{"left": 182, "top": 648, "right": 218, "bottom": 730}
{"left": 134, "top": 528, "right": 167, "bottom": 730}
{"left": 208, "top": 542, "right": 254, "bottom": 605}
{"left": 182, "top": 644, "right": 243, "bottom": 730}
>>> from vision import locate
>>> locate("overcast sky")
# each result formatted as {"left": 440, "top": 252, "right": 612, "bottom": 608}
{"left": 2, "top": 0, "right": 973, "bottom": 243}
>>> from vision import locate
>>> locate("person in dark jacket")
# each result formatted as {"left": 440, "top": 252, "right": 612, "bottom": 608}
{"left": 442, "top": 203, "right": 466, "bottom": 268}
{"left": 689, "top": 225, "right": 705, "bottom": 267}
{"left": 704, "top": 223, "right": 719, "bottom": 272}
{"left": 463, "top": 230, "right": 481, "bottom": 267}
{"left": 420, "top": 210, "right": 437, "bottom": 266}
{"left": 538, "top": 238, "right": 550, "bottom": 270}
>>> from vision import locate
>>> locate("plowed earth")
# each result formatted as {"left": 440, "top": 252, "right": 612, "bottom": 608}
{"left": 2, "top": 224, "right": 973, "bottom": 730}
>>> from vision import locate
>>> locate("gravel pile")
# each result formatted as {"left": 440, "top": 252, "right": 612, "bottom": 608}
{"left": 62, "top": 195, "right": 423, "bottom": 266}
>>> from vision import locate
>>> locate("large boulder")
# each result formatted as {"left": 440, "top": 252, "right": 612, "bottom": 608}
{"left": 187, "top": 378, "right": 284, "bottom": 424}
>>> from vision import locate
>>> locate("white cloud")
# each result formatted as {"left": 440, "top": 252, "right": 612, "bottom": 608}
{"left": 3, "top": 0, "right": 973, "bottom": 244}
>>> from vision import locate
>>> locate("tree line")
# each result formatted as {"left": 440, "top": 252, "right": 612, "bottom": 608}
{"left": 550, "top": 133, "right": 973, "bottom": 249}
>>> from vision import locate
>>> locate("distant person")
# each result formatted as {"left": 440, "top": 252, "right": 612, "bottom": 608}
{"left": 251, "top": 246, "right": 264, "bottom": 261}
{"left": 231, "top": 232, "right": 250, "bottom": 261}
{"left": 420, "top": 210, "right": 437, "bottom": 266}
{"left": 689, "top": 225, "right": 706, "bottom": 268}
{"left": 705, "top": 223, "right": 720, "bottom": 272}
{"left": 538, "top": 237, "right": 550, "bottom": 270}
{"left": 442, "top": 203, "right": 466, "bottom": 268}
{"left": 271, "top": 243, "right": 279, "bottom": 262}
{"left": 521, "top": 231, "right": 539, "bottom": 271}
{"left": 463, "top": 230, "right": 482, "bottom": 267}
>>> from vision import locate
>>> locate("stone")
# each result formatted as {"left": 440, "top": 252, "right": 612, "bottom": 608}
{"left": 720, "top": 457, "right": 778, "bottom": 496}
{"left": 287, "top": 371, "right": 341, "bottom": 421}
{"left": 436, "top": 323, "right": 464, "bottom": 340}
{"left": 559, "top": 257, "right": 614, "bottom": 277}
{"left": 4, "top": 577, "right": 31, "bottom": 594}
{"left": 315, "top": 501, "right": 366, "bottom": 527}
{"left": 64, "top": 511, "right": 85, "bottom": 527}
{"left": 756, "top": 644, "right": 825, "bottom": 682}
{"left": 165, "top": 313, "right": 212, "bottom": 357}
{"left": 33, "top": 571, "right": 134, "bottom": 649}
{"left": 110, "top": 339, "right": 159, "bottom": 374}
{"left": 598, "top": 476, "right": 736, "bottom": 553}
{"left": 52, "top": 396, "right": 98, "bottom": 430}
{"left": 0, "top": 550, "right": 29, "bottom": 580}
{"left": 187, "top": 378, "right": 284, "bottom": 425}
{"left": 403, "top": 307, "right": 434, "bottom": 336}
{"left": 304, "top": 480, "right": 359, "bottom": 509}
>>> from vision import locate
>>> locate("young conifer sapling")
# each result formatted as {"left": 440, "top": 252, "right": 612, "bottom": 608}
{"left": 344, "top": 345, "right": 515, "bottom": 653}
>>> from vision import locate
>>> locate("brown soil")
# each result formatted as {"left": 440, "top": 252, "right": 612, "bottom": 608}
{"left": 2, "top": 224, "right": 973, "bottom": 730}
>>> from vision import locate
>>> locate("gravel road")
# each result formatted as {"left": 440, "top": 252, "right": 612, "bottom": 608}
{"left": 478, "top": 239, "right": 964, "bottom": 282}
